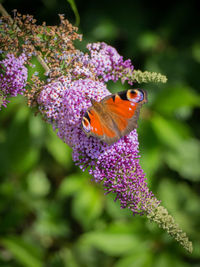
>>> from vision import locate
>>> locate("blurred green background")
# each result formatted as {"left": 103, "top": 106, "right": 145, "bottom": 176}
{"left": 0, "top": 0, "right": 200, "bottom": 266}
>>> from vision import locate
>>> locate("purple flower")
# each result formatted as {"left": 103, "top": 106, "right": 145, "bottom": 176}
{"left": 71, "top": 42, "right": 134, "bottom": 84}
{"left": 38, "top": 76, "right": 160, "bottom": 215}
{"left": 87, "top": 42, "right": 134, "bottom": 83}
{"left": 37, "top": 76, "right": 72, "bottom": 121}
{"left": 0, "top": 53, "right": 27, "bottom": 108}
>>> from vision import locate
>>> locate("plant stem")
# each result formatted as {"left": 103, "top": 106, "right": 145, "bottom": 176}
{"left": 0, "top": 3, "right": 50, "bottom": 74}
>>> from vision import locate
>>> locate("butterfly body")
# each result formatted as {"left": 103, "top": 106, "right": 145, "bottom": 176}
{"left": 82, "top": 89, "right": 147, "bottom": 145}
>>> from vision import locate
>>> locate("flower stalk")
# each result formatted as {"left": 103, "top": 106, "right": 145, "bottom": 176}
{"left": 0, "top": 3, "right": 50, "bottom": 74}
{"left": 133, "top": 69, "right": 167, "bottom": 84}
{"left": 147, "top": 205, "right": 193, "bottom": 253}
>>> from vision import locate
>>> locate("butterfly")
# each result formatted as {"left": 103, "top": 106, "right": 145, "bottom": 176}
{"left": 81, "top": 89, "right": 147, "bottom": 145}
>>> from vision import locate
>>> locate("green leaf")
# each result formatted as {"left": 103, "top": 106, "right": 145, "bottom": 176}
{"left": 190, "top": 240, "right": 200, "bottom": 259}
{"left": 150, "top": 114, "right": 200, "bottom": 180}
{"left": 34, "top": 203, "right": 69, "bottom": 238}
{"left": 153, "top": 85, "right": 200, "bottom": 115}
{"left": 67, "top": 0, "right": 80, "bottom": 26}
{"left": 158, "top": 179, "right": 200, "bottom": 234}
{"left": 154, "top": 253, "right": 189, "bottom": 267}
{"left": 57, "top": 172, "right": 86, "bottom": 198}
{"left": 151, "top": 114, "right": 188, "bottom": 149}
{"left": 158, "top": 179, "right": 180, "bottom": 212}
{"left": 115, "top": 252, "right": 153, "bottom": 267}
{"left": 105, "top": 194, "right": 132, "bottom": 219}
{"left": 0, "top": 105, "right": 39, "bottom": 175}
{"left": 192, "top": 42, "right": 200, "bottom": 63}
{"left": 72, "top": 185, "right": 103, "bottom": 229}
{"left": 46, "top": 127, "right": 72, "bottom": 168}
{"left": 27, "top": 56, "right": 46, "bottom": 82}
{"left": 27, "top": 170, "right": 50, "bottom": 197}
{"left": 165, "top": 138, "right": 200, "bottom": 181}
{"left": 79, "top": 232, "right": 149, "bottom": 256}
{"left": 11, "top": 147, "right": 39, "bottom": 174}
{"left": 140, "top": 146, "right": 161, "bottom": 178}
{"left": 138, "top": 120, "right": 162, "bottom": 177}
{"left": 1, "top": 236, "right": 43, "bottom": 267}
{"left": 29, "top": 114, "right": 46, "bottom": 144}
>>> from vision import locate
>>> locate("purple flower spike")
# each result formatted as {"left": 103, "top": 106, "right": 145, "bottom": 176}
{"left": 38, "top": 76, "right": 160, "bottom": 215}
{"left": 0, "top": 53, "right": 28, "bottom": 108}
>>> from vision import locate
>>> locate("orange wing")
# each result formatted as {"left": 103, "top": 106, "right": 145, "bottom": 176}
{"left": 104, "top": 95, "right": 137, "bottom": 116}
{"left": 102, "top": 94, "right": 138, "bottom": 133}
{"left": 82, "top": 108, "right": 116, "bottom": 138}
{"left": 102, "top": 89, "right": 147, "bottom": 134}
{"left": 82, "top": 89, "right": 147, "bottom": 145}
{"left": 87, "top": 109, "right": 104, "bottom": 136}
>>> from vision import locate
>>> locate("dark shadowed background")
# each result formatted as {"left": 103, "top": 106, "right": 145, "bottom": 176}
{"left": 0, "top": 0, "right": 200, "bottom": 266}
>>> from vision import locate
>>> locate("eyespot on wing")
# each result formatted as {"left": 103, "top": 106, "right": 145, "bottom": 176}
{"left": 82, "top": 112, "right": 91, "bottom": 133}
{"left": 82, "top": 109, "right": 104, "bottom": 136}
{"left": 127, "top": 89, "right": 146, "bottom": 103}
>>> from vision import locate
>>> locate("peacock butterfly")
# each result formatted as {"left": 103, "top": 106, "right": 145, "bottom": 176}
{"left": 81, "top": 89, "right": 147, "bottom": 145}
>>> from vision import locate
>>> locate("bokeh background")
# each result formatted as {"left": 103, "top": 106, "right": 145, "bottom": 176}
{"left": 0, "top": 0, "right": 200, "bottom": 266}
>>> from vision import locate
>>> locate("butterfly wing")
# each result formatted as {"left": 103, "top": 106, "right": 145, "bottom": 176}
{"left": 101, "top": 89, "right": 147, "bottom": 139}
{"left": 82, "top": 107, "right": 120, "bottom": 144}
{"left": 82, "top": 89, "right": 147, "bottom": 145}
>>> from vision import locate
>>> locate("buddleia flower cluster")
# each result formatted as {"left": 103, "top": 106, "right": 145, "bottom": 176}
{"left": 0, "top": 8, "right": 192, "bottom": 253}
{"left": 38, "top": 76, "right": 159, "bottom": 215}
{"left": 0, "top": 53, "right": 27, "bottom": 108}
